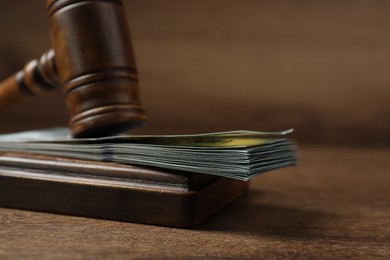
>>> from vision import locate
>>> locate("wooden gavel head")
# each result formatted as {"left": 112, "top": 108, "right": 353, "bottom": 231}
{"left": 0, "top": 0, "right": 147, "bottom": 138}
{"left": 47, "top": 0, "right": 147, "bottom": 137}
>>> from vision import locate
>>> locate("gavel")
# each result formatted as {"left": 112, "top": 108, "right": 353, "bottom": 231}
{"left": 0, "top": 0, "right": 147, "bottom": 138}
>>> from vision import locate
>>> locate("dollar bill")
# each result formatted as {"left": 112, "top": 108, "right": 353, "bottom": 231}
{"left": 0, "top": 128, "right": 298, "bottom": 181}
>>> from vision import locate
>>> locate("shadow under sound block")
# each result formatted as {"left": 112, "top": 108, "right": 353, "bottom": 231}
{"left": 0, "top": 152, "right": 248, "bottom": 227}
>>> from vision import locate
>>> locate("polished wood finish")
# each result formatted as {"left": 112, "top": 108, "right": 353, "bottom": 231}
{"left": 0, "top": 1, "right": 388, "bottom": 256}
{"left": 0, "top": 146, "right": 388, "bottom": 258}
{"left": 0, "top": 0, "right": 248, "bottom": 229}
{"left": 0, "top": 50, "right": 58, "bottom": 110}
{"left": 0, "top": 152, "right": 248, "bottom": 227}
{"left": 0, "top": 0, "right": 147, "bottom": 138}
{"left": 0, "top": 74, "right": 24, "bottom": 110}
{"left": 1, "top": 1, "right": 390, "bottom": 146}
{"left": 47, "top": 0, "right": 147, "bottom": 137}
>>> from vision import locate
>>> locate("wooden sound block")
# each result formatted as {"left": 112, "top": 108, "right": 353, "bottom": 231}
{"left": 0, "top": 152, "right": 248, "bottom": 227}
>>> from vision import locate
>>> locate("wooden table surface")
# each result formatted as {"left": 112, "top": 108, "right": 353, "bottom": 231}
{"left": 0, "top": 145, "right": 389, "bottom": 259}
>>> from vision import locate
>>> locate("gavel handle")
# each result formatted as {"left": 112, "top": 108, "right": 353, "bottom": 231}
{"left": 0, "top": 50, "right": 59, "bottom": 110}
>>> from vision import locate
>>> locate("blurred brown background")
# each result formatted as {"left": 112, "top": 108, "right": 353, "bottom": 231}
{"left": 0, "top": 0, "right": 389, "bottom": 146}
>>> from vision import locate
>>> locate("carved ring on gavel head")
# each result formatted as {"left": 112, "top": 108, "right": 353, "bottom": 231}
{"left": 0, "top": 0, "right": 147, "bottom": 138}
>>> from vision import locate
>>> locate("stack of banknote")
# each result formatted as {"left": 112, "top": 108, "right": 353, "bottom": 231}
{"left": 0, "top": 128, "right": 298, "bottom": 181}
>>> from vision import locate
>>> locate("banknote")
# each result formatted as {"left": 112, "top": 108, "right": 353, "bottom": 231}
{"left": 0, "top": 128, "right": 298, "bottom": 181}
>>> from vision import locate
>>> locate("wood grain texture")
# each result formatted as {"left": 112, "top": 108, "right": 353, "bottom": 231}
{"left": 0, "top": 152, "right": 247, "bottom": 228}
{"left": 0, "top": 2, "right": 388, "bottom": 258}
{"left": 0, "top": 0, "right": 390, "bottom": 146}
{"left": 0, "top": 146, "right": 389, "bottom": 259}
{"left": 46, "top": 0, "right": 147, "bottom": 137}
